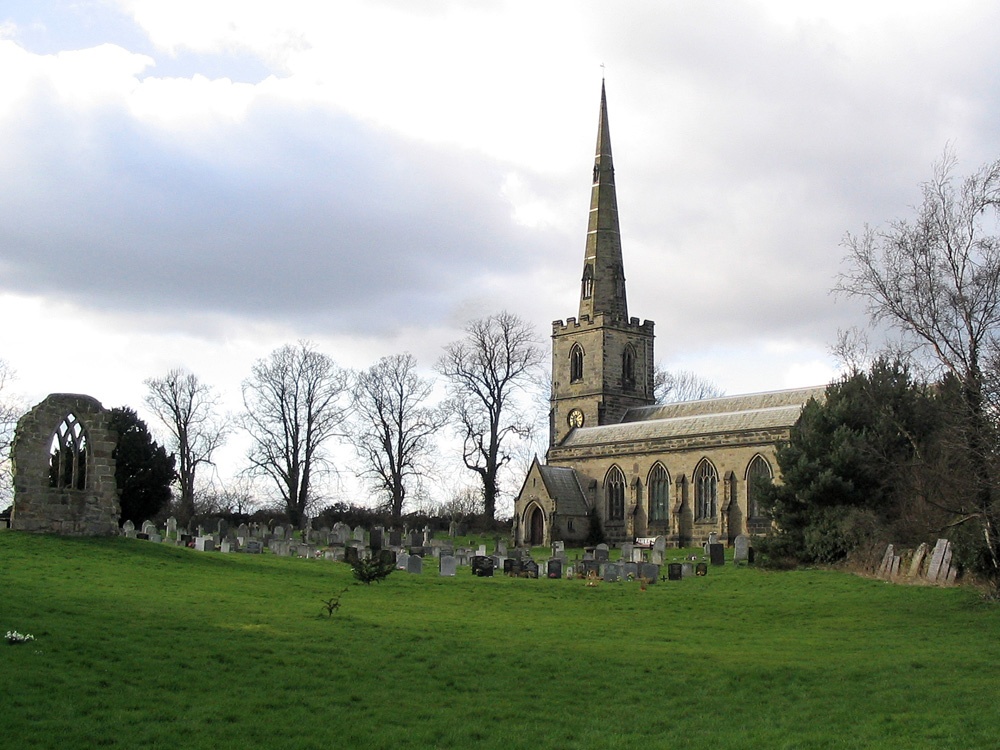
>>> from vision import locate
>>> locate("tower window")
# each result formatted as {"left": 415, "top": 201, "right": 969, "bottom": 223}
{"left": 622, "top": 346, "right": 635, "bottom": 390}
{"left": 570, "top": 344, "right": 584, "bottom": 382}
{"left": 582, "top": 265, "right": 594, "bottom": 299}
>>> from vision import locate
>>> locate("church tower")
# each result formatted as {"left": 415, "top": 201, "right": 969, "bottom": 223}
{"left": 549, "top": 82, "right": 655, "bottom": 446}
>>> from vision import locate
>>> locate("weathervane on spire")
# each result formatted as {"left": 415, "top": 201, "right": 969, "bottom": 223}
{"left": 600, "top": 62, "right": 606, "bottom": 80}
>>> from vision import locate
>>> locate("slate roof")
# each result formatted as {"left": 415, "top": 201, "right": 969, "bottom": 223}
{"left": 537, "top": 464, "right": 590, "bottom": 516}
{"left": 560, "top": 386, "right": 826, "bottom": 449}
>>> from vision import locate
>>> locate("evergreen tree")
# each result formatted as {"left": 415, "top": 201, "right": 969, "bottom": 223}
{"left": 109, "top": 407, "right": 176, "bottom": 526}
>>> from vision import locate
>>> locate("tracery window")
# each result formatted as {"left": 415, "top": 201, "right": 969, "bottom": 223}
{"left": 746, "top": 454, "right": 773, "bottom": 519}
{"left": 694, "top": 458, "right": 718, "bottom": 521}
{"left": 648, "top": 464, "right": 670, "bottom": 521}
{"left": 606, "top": 465, "right": 625, "bottom": 521}
{"left": 49, "top": 413, "right": 88, "bottom": 490}
{"left": 570, "top": 344, "right": 584, "bottom": 382}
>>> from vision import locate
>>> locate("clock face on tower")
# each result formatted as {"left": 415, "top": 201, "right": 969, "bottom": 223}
{"left": 567, "top": 409, "right": 585, "bottom": 428}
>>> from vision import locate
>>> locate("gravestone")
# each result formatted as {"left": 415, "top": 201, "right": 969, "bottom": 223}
{"left": 332, "top": 523, "right": 351, "bottom": 545}
{"left": 681, "top": 562, "right": 695, "bottom": 578}
{"left": 696, "top": 562, "right": 708, "bottom": 576}
{"left": 410, "top": 530, "right": 422, "bottom": 548}
{"left": 503, "top": 558, "right": 519, "bottom": 576}
{"left": 389, "top": 529, "right": 403, "bottom": 547}
{"left": 667, "top": 563, "right": 682, "bottom": 581}
{"left": 639, "top": 562, "right": 659, "bottom": 583}
{"left": 733, "top": 535, "right": 750, "bottom": 565}
{"left": 142, "top": 520, "right": 157, "bottom": 536}
{"left": 603, "top": 563, "right": 621, "bottom": 582}
{"left": 122, "top": 520, "right": 136, "bottom": 538}
{"left": 522, "top": 559, "right": 539, "bottom": 579}
{"left": 621, "top": 542, "right": 634, "bottom": 564}
{"left": 471, "top": 556, "right": 494, "bottom": 577}
{"left": 407, "top": 555, "right": 423, "bottom": 575}
{"left": 439, "top": 555, "right": 457, "bottom": 576}
{"left": 244, "top": 540, "right": 263, "bottom": 554}
{"left": 344, "top": 546, "right": 360, "bottom": 566}
{"left": 580, "top": 559, "right": 600, "bottom": 578}
{"left": 448, "top": 521, "right": 458, "bottom": 537}
{"left": 595, "top": 544, "right": 610, "bottom": 562}
{"left": 547, "top": 559, "right": 563, "bottom": 579}
{"left": 496, "top": 539, "right": 508, "bottom": 556}
{"left": 623, "top": 562, "right": 639, "bottom": 579}
{"left": 369, "top": 527, "right": 383, "bottom": 551}
{"left": 422, "top": 526, "right": 432, "bottom": 545}
{"left": 908, "top": 542, "right": 929, "bottom": 578}
{"left": 551, "top": 540, "right": 565, "bottom": 558}
{"left": 709, "top": 543, "right": 725, "bottom": 565}
{"left": 926, "top": 539, "right": 949, "bottom": 582}
{"left": 395, "top": 551, "right": 410, "bottom": 570}
{"left": 195, "top": 536, "right": 215, "bottom": 552}
{"left": 353, "top": 526, "right": 366, "bottom": 543}
{"left": 476, "top": 544, "right": 487, "bottom": 557}
{"left": 273, "top": 525, "right": 286, "bottom": 541}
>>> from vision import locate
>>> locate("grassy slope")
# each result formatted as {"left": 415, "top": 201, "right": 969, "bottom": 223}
{"left": 2, "top": 531, "right": 998, "bottom": 750}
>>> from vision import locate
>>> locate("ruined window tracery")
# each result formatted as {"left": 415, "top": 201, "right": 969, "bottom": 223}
{"left": 49, "top": 413, "right": 88, "bottom": 490}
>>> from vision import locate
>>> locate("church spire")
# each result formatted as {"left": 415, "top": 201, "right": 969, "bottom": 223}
{"left": 579, "top": 79, "right": 628, "bottom": 321}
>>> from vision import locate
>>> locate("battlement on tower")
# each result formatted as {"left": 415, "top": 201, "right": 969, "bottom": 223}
{"left": 552, "top": 314, "right": 655, "bottom": 336}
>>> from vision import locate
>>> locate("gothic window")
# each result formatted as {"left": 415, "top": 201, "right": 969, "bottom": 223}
{"left": 570, "top": 344, "right": 584, "bottom": 382}
{"left": 582, "top": 265, "right": 594, "bottom": 299}
{"left": 694, "top": 458, "right": 718, "bottom": 521}
{"left": 746, "top": 454, "right": 773, "bottom": 519}
{"left": 622, "top": 345, "right": 636, "bottom": 390}
{"left": 648, "top": 464, "right": 670, "bottom": 521}
{"left": 605, "top": 465, "right": 625, "bottom": 521}
{"left": 49, "top": 413, "right": 88, "bottom": 490}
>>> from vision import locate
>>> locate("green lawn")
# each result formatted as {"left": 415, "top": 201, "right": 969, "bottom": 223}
{"left": 2, "top": 531, "right": 998, "bottom": 749}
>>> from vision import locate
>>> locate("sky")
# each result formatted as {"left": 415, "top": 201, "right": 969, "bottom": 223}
{"left": 2, "top": 0, "right": 1000, "bottom": 509}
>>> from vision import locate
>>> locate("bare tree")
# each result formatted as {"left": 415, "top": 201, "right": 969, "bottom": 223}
{"left": 240, "top": 341, "right": 350, "bottom": 528}
{"left": 838, "top": 150, "right": 1000, "bottom": 575}
{"left": 654, "top": 366, "right": 724, "bottom": 404}
{"left": 436, "top": 311, "right": 543, "bottom": 521}
{"left": 0, "top": 360, "right": 24, "bottom": 505}
{"left": 351, "top": 353, "right": 445, "bottom": 525}
{"left": 144, "top": 369, "right": 229, "bottom": 524}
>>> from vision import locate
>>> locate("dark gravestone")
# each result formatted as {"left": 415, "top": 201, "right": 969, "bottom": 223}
{"left": 696, "top": 562, "right": 708, "bottom": 576}
{"left": 503, "top": 558, "right": 521, "bottom": 576}
{"left": 344, "top": 546, "right": 360, "bottom": 566}
{"left": 603, "top": 563, "right": 621, "bottom": 583}
{"left": 623, "top": 562, "right": 639, "bottom": 580}
{"left": 471, "top": 556, "right": 494, "bottom": 577}
{"left": 378, "top": 548, "right": 395, "bottom": 566}
{"left": 580, "top": 559, "right": 601, "bottom": 578}
{"left": 547, "top": 559, "right": 563, "bottom": 579}
{"left": 639, "top": 562, "right": 659, "bottom": 583}
{"left": 369, "top": 527, "right": 383, "bottom": 551}
{"left": 389, "top": 529, "right": 402, "bottom": 547}
{"left": 709, "top": 543, "right": 726, "bottom": 566}
{"left": 523, "top": 560, "right": 539, "bottom": 579}
{"left": 667, "top": 563, "right": 683, "bottom": 581}
{"left": 594, "top": 544, "right": 610, "bottom": 562}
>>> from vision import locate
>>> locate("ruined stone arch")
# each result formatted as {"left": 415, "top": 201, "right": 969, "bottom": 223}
{"left": 11, "top": 394, "right": 119, "bottom": 535}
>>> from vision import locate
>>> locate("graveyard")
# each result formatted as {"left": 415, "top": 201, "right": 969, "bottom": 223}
{"left": 3, "top": 529, "right": 1000, "bottom": 749}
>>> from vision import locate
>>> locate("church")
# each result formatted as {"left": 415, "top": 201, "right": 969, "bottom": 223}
{"left": 512, "top": 83, "right": 823, "bottom": 548}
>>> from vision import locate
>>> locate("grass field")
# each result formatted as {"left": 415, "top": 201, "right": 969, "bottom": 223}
{"left": 2, "top": 531, "right": 999, "bottom": 749}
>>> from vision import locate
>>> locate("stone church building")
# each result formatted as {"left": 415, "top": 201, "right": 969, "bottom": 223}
{"left": 513, "top": 83, "right": 823, "bottom": 548}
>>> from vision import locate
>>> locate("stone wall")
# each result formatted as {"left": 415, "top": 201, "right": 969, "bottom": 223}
{"left": 11, "top": 394, "right": 120, "bottom": 535}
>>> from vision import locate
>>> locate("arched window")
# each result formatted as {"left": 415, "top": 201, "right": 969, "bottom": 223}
{"left": 582, "top": 265, "right": 594, "bottom": 299}
{"left": 605, "top": 466, "right": 625, "bottom": 521}
{"left": 49, "top": 413, "right": 88, "bottom": 490}
{"left": 746, "top": 454, "right": 773, "bottom": 519}
{"left": 570, "top": 344, "right": 584, "bottom": 382}
{"left": 622, "top": 345, "right": 636, "bottom": 390}
{"left": 648, "top": 464, "right": 670, "bottom": 521}
{"left": 694, "top": 458, "right": 718, "bottom": 521}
